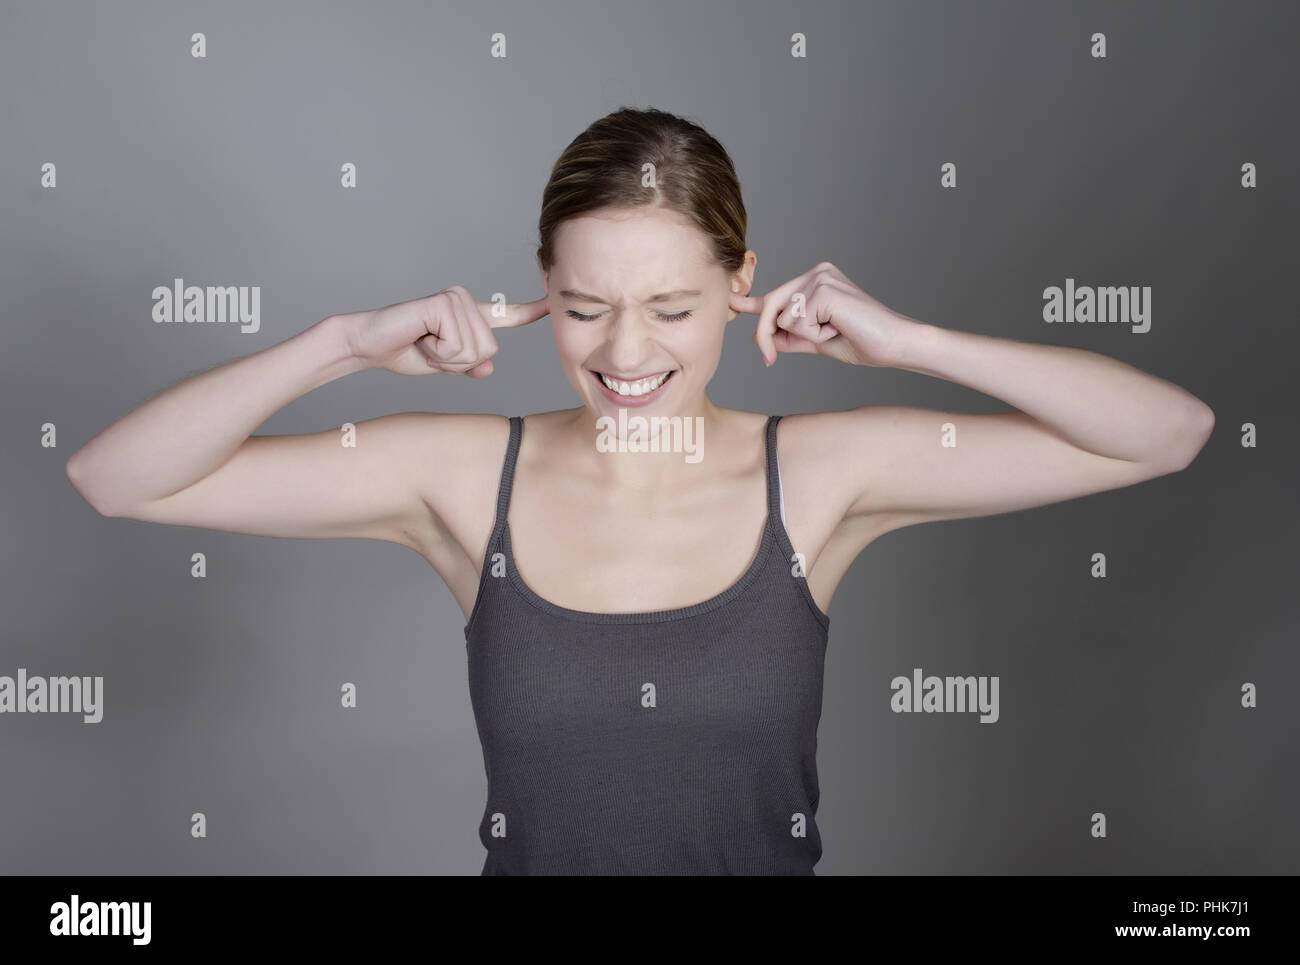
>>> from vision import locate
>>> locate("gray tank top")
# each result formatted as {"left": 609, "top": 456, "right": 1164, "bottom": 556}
{"left": 463, "top": 413, "right": 831, "bottom": 874}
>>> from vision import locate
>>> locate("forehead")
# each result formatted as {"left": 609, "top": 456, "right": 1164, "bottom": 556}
{"left": 550, "top": 207, "right": 715, "bottom": 293}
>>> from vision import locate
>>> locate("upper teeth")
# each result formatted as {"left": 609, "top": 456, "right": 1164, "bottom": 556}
{"left": 601, "top": 371, "right": 670, "bottom": 396}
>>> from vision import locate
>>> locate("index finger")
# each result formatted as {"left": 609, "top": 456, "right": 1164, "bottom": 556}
{"left": 746, "top": 276, "right": 807, "bottom": 366}
{"left": 729, "top": 291, "right": 765, "bottom": 315}
{"left": 730, "top": 289, "right": 777, "bottom": 364}
{"left": 479, "top": 295, "right": 551, "bottom": 329}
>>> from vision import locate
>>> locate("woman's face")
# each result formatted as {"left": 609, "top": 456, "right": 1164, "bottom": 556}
{"left": 542, "top": 205, "right": 755, "bottom": 424}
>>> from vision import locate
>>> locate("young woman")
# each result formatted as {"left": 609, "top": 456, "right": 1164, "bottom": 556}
{"left": 65, "top": 107, "right": 1215, "bottom": 875}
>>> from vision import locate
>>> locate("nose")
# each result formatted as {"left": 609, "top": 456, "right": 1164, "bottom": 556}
{"left": 602, "top": 308, "right": 664, "bottom": 371}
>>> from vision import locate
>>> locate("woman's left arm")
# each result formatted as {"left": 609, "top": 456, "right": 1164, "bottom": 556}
{"left": 731, "top": 262, "right": 1215, "bottom": 528}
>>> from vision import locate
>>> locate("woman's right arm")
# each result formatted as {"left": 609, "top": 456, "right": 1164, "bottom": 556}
{"left": 64, "top": 288, "right": 547, "bottom": 555}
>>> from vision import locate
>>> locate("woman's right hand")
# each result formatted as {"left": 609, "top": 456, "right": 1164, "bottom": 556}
{"left": 345, "top": 286, "right": 550, "bottom": 377}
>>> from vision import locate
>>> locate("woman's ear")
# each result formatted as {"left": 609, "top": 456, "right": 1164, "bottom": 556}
{"left": 726, "top": 250, "right": 758, "bottom": 322}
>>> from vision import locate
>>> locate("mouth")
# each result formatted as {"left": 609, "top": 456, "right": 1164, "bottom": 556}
{"left": 588, "top": 368, "right": 676, "bottom": 404}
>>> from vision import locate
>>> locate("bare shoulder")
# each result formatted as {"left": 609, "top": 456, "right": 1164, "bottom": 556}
{"left": 770, "top": 406, "right": 917, "bottom": 545}
{"left": 366, "top": 410, "right": 510, "bottom": 482}
{"left": 773, "top": 404, "right": 965, "bottom": 522}
{"left": 770, "top": 408, "right": 874, "bottom": 515}
{"left": 373, "top": 410, "right": 512, "bottom": 563}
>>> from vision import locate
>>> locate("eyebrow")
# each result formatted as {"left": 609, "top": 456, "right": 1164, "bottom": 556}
{"left": 558, "top": 288, "right": 702, "bottom": 305}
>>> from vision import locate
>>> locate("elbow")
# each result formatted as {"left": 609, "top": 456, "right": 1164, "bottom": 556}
{"left": 65, "top": 452, "right": 120, "bottom": 517}
{"left": 1163, "top": 402, "right": 1215, "bottom": 472}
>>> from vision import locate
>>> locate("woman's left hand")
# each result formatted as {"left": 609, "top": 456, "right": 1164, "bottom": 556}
{"left": 729, "top": 261, "right": 921, "bottom": 368}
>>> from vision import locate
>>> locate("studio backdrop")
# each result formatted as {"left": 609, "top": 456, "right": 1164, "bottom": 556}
{"left": 1, "top": 0, "right": 1295, "bottom": 874}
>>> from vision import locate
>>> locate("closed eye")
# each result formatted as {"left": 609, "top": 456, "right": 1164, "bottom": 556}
{"left": 565, "top": 309, "right": 694, "bottom": 323}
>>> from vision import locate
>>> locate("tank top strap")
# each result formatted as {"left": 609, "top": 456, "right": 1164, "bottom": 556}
{"left": 490, "top": 415, "right": 524, "bottom": 540}
{"left": 764, "top": 413, "right": 783, "bottom": 525}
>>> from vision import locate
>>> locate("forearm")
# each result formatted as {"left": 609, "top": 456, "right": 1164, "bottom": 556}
{"left": 67, "top": 313, "right": 369, "bottom": 513}
{"left": 891, "top": 316, "right": 1215, "bottom": 465}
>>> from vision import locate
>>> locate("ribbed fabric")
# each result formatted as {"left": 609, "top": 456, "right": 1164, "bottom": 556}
{"left": 463, "top": 414, "right": 831, "bottom": 875}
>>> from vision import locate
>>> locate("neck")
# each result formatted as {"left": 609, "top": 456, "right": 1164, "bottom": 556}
{"left": 557, "top": 395, "right": 724, "bottom": 491}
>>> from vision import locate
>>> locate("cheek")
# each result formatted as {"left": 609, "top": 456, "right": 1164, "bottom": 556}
{"left": 679, "top": 317, "right": 726, "bottom": 357}
{"left": 552, "top": 322, "right": 591, "bottom": 360}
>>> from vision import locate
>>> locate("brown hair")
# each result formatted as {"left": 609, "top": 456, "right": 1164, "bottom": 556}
{"left": 536, "top": 106, "right": 748, "bottom": 275}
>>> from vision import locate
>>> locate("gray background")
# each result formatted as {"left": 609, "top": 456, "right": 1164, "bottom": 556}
{"left": 2, "top": 0, "right": 1295, "bottom": 874}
